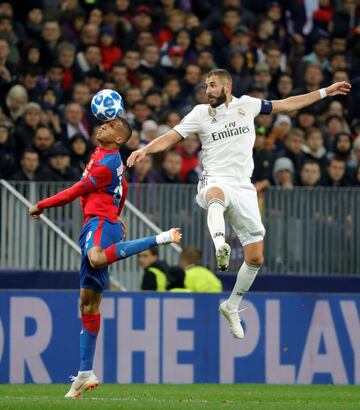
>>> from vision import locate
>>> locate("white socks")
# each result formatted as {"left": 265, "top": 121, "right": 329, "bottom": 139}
{"left": 227, "top": 261, "right": 261, "bottom": 309}
{"left": 207, "top": 199, "right": 226, "bottom": 249}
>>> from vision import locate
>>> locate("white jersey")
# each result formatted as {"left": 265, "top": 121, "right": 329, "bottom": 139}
{"left": 173, "top": 95, "right": 271, "bottom": 179}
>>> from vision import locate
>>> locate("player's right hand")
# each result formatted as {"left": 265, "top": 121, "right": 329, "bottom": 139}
{"left": 127, "top": 149, "right": 145, "bottom": 167}
{"left": 29, "top": 205, "right": 43, "bottom": 220}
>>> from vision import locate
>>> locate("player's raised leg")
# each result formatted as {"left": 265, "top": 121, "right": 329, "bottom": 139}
{"left": 220, "top": 240, "right": 263, "bottom": 339}
{"left": 65, "top": 288, "right": 101, "bottom": 398}
{"left": 205, "top": 187, "right": 231, "bottom": 271}
{"left": 87, "top": 228, "right": 182, "bottom": 269}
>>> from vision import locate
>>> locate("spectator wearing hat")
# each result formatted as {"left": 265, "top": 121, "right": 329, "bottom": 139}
{"left": 272, "top": 157, "right": 294, "bottom": 189}
{"left": 131, "top": 5, "right": 153, "bottom": 37}
{"left": 160, "top": 45, "right": 186, "bottom": 78}
{"left": 99, "top": 25, "right": 122, "bottom": 72}
{"left": 41, "top": 142, "right": 81, "bottom": 182}
{"left": 13, "top": 102, "right": 41, "bottom": 154}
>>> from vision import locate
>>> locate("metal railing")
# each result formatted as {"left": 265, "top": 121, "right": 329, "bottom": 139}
{"left": 1, "top": 181, "right": 359, "bottom": 283}
{"left": 0, "top": 180, "right": 182, "bottom": 290}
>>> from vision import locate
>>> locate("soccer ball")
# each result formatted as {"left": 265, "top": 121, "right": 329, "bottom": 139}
{"left": 91, "top": 89, "right": 124, "bottom": 122}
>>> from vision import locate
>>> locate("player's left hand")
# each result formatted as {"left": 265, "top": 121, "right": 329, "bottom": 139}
{"left": 29, "top": 205, "right": 43, "bottom": 219}
{"left": 118, "top": 216, "right": 127, "bottom": 238}
{"left": 325, "top": 81, "right": 351, "bottom": 97}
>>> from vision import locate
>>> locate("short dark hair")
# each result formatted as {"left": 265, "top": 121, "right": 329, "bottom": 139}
{"left": 117, "top": 117, "right": 132, "bottom": 143}
{"left": 206, "top": 69, "right": 232, "bottom": 83}
{"left": 21, "top": 148, "right": 38, "bottom": 159}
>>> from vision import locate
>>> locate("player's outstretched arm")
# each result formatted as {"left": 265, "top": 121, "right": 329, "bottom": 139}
{"left": 271, "top": 81, "right": 351, "bottom": 114}
{"left": 28, "top": 181, "right": 88, "bottom": 219}
{"left": 127, "top": 130, "right": 182, "bottom": 166}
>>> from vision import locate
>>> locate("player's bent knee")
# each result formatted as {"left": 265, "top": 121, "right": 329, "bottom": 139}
{"left": 246, "top": 254, "right": 264, "bottom": 266}
{"left": 205, "top": 187, "right": 225, "bottom": 203}
{"left": 88, "top": 249, "right": 107, "bottom": 269}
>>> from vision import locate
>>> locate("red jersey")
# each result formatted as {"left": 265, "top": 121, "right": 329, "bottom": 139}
{"left": 37, "top": 147, "right": 128, "bottom": 224}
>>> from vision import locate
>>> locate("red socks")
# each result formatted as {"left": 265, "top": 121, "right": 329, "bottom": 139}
{"left": 82, "top": 312, "right": 101, "bottom": 334}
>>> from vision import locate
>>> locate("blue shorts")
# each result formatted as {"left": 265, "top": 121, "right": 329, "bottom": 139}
{"left": 79, "top": 216, "right": 123, "bottom": 293}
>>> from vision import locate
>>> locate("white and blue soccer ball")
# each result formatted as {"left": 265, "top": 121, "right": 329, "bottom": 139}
{"left": 91, "top": 89, "right": 124, "bottom": 121}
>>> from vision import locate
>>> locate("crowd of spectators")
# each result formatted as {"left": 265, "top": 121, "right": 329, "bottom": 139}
{"left": 0, "top": 0, "right": 359, "bottom": 189}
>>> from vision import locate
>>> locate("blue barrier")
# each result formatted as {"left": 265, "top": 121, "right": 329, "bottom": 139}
{"left": 0, "top": 291, "right": 359, "bottom": 385}
{"left": 2, "top": 270, "right": 360, "bottom": 293}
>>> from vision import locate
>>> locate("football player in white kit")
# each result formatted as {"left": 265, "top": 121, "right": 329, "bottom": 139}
{"left": 127, "top": 69, "right": 351, "bottom": 339}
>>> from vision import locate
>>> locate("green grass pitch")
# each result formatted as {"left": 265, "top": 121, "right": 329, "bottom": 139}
{"left": 0, "top": 384, "right": 359, "bottom": 409}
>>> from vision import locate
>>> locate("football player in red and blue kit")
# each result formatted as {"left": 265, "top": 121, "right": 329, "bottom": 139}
{"left": 29, "top": 118, "right": 181, "bottom": 397}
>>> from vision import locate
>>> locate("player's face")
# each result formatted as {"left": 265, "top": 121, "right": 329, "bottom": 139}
{"left": 205, "top": 76, "right": 229, "bottom": 108}
{"left": 96, "top": 120, "right": 124, "bottom": 146}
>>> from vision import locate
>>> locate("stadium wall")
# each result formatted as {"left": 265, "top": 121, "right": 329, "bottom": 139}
{"left": 0, "top": 291, "right": 359, "bottom": 385}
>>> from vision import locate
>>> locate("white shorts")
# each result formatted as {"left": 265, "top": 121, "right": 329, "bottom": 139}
{"left": 196, "top": 176, "right": 265, "bottom": 246}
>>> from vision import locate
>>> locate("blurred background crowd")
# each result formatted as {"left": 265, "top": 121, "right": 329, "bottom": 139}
{"left": 0, "top": 0, "right": 359, "bottom": 189}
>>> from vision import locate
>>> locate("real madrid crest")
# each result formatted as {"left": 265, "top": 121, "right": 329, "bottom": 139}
{"left": 208, "top": 107, "right": 217, "bottom": 117}
{"left": 237, "top": 107, "right": 246, "bottom": 116}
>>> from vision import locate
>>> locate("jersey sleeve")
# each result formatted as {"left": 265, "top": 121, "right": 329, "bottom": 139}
{"left": 243, "top": 96, "right": 273, "bottom": 117}
{"left": 37, "top": 181, "right": 87, "bottom": 209}
{"left": 173, "top": 106, "right": 201, "bottom": 138}
{"left": 81, "top": 163, "right": 112, "bottom": 190}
